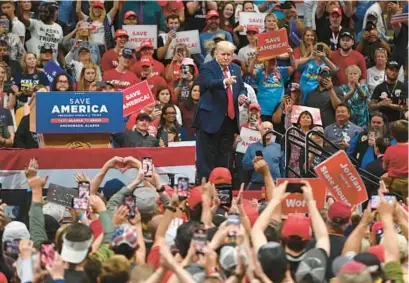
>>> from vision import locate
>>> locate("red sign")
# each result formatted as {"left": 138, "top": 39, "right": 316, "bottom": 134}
{"left": 276, "top": 178, "right": 327, "bottom": 215}
{"left": 314, "top": 151, "right": 368, "bottom": 206}
{"left": 256, "top": 29, "right": 289, "bottom": 61}
{"left": 122, "top": 81, "right": 155, "bottom": 117}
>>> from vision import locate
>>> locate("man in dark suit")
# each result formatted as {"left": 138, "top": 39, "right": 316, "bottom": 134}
{"left": 193, "top": 41, "right": 247, "bottom": 181}
{"left": 364, "top": 137, "right": 391, "bottom": 198}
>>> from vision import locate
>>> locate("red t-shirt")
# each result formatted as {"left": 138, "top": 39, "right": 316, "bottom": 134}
{"left": 383, "top": 144, "right": 408, "bottom": 178}
{"left": 130, "top": 59, "right": 165, "bottom": 78}
{"left": 330, "top": 50, "right": 367, "bottom": 86}
{"left": 146, "top": 75, "right": 168, "bottom": 97}
{"left": 101, "top": 49, "right": 136, "bottom": 72}
{"left": 102, "top": 69, "right": 140, "bottom": 90}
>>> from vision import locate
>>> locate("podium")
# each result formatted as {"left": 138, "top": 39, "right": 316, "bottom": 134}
{"left": 31, "top": 91, "right": 124, "bottom": 149}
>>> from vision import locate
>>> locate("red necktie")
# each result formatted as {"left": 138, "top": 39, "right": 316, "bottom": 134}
{"left": 223, "top": 67, "right": 235, "bottom": 120}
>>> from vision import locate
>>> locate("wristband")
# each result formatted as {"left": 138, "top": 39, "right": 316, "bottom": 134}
{"left": 164, "top": 205, "right": 176, "bottom": 212}
{"left": 156, "top": 186, "right": 166, "bottom": 193}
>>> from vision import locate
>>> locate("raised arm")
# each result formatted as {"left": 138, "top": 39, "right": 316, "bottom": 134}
{"left": 76, "top": 0, "right": 86, "bottom": 21}
{"left": 342, "top": 205, "right": 373, "bottom": 254}
{"left": 301, "top": 180, "right": 330, "bottom": 255}
{"left": 90, "top": 156, "right": 125, "bottom": 194}
{"left": 251, "top": 181, "right": 288, "bottom": 252}
{"left": 107, "top": 0, "right": 120, "bottom": 22}
{"left": 378, "top": 196, "right": 400, "bottom": 263}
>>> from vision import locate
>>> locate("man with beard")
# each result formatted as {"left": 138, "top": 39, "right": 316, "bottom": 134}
{"left": 370, "top": 60, "right": 408, "bottom": 122}
{"left": 103, "top": 48, "right": 140, "bottom": 91}
{"left": 317, "top": 7, "right": 343, "bottom": 51}
{"left": 305, "top": 66, "right": 344, "bottom": 128}
{"left": 199, "top": 10, "right": 233, "bottom": 57}
{"left": 18, "top": 2, "right": 62, "bottom": 61}
{"left": 331, "top": 29, "right": 367, "bottom": 86}
{"left": 348, "top": 112, "right": 394, "bottom": 169}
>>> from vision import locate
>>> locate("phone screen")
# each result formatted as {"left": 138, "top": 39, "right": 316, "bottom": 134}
{"left": 256, "top": 150, "right": 263, "bottom": 157}
{"left": 73, "top": 197, "right": 89, "bottom": 210}
{"left": 124, "top": 195, "right": 136, "bottom": 218}
{"left": 78, "top": 182, "right": 90, "bottom": 199}
{"left": 192, "top": 228, "right": 207, "bottom": 255}
{"left": 142, "top": 157, "right": 153, "bottom": 177}
{"left": 177, "top": 177, "right": 189, "bottom": 199}
{"left": 40, "top": 243, "right": 56, "bottom": 269}
{"left": 371, "top": 195, "right": 396, "bottom": 209}
{"left": 4, "top": 240, "right": 19, "bottom": 256}
{"left": 227, "top": 213, "right": 241, "bottom": 237}
{"left": 286, "top": 183, "right": 304, "bottom": 194}
{"left": 4, "top": 205, "right": 19, "bottom": 219}
{"left": 216, "top": 185, "right": 232, "bottom": 207}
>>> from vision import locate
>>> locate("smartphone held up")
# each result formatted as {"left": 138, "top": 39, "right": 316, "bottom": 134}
{"left": 142, "top": 157, "right": 153, "bottom": 178}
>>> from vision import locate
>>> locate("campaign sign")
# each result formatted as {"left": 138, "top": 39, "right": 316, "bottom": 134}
{"left": 276, "top": 178, "right": 327, "bottom": 215}
{"left": 122, "top": 25, "right": 158, "bottom": 49}
{"left": 164, "top": 30, "right": 201, "bottom": 59}
{"left": 314, "top": 151, "right": 368, "bottom": 206}
{"left": 239, "top": 12, "right": 266, "bottom": 35}
{"left": 290, "top": 105, "right": 322, "bottom": 126}
{"left": 36, "top": 92, "right": 123, "bottom": 134}
{"left": 43, "top": 60, "right": 64, "bottom": 85}
{"left": 256, "top": 29, "right": 289, "bottom": 61}
{"left": 123, "top": 81, "right": 155, "bottom": 117}
{"left": 236, "top": 127, "right": 276, "bottom": 154}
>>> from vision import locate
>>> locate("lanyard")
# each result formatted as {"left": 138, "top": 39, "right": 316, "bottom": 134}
{"left": 330, "top": 26, "right": 342, "bottom": 45}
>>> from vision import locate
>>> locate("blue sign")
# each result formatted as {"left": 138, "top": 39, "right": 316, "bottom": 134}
{"left": 43, "top": 60, "right": 65, "bottom": 85}
{"left": 36, "top": 91, "right": 124, "bottom": 134}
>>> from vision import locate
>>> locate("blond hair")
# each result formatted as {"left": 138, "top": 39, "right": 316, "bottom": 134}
{"left": 78, "top": 63, "right": 98, "bottom": 91}
{"left": 89, "top": 4, "right": 106, "bottom": 22}
{"left": 75, "top": 27, "right": 91, "bottom": 41}
{"left": 100, "top": 255, "right": 130, "bottom": 283}
{"left": 20, "top": 52, "right": 39, "bottom": 74}
{"left": 345, "top": 64, "right": 362, "bottom": 77}
{"left": 265, "top": 13, "right": 278, "bottom": 23}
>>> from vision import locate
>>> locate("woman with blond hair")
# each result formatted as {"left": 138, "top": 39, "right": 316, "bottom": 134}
{"left": 62, "top": 21, "right": 101, "bottom": 65}
{"left": 13, "top": 52, "right": 48, "bottom": 109}
{"left": 77, "top": 63, "right": 98, "bottom": 91}
{"left": 76, "top": 0, "right": 120, "bottom": 55}
{"left": 295, "top": 42, "right": 338, "bottom": 104}
{"left": 293, "top": 28, "right": 318, "bottom": 82}
{"left": 339, "top": 65, "right": 370, "bottom": 127}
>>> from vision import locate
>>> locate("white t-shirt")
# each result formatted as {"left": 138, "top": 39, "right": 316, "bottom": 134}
{"left": 26, "top": 19, "right": 63, "bottom": 60}
{"left": 11, "top": 17, "right": 25, "bottom": 39}
{"left": 363, "top": 3, "right": 385, "bottom": 37}
{"left": 238, "top": 45, "right": 256, "bottom": 66}
{"left": 83, "top": 15, "right": 114, "bottom": 46}
{"left": 366, "top": 66, "right": 405, "bottom": 98}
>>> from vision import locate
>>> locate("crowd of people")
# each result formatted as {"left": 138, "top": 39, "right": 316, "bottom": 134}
{"left": 0, "top": 0, "right": 408, "bottom": 283}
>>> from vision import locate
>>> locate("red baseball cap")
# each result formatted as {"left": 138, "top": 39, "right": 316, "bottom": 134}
{"left": 371, "top": 221, "right": 384, "bottom": 239}
{"left": 140, "top": 40, "right": 154, "bottom": 49}
{"left": 206, "top": 10, "right": 219, "bottom": 19}
{"left": 140, "top": 55, "right": 153, "bottom": 66}
{"left": 328, "top": 202, "right": 351, "bottom": 225}
{"left": 330, "top": 7, "right": 342, "bottom": 16}
{"left": 187, "top": 186, "right": 202, "bottom": 210}
{"left": 246, "top": 25, "right": 259, "bottom": 33}
{"left": 209, "top": 167, "right": 232, "bottom": 185}
{"left": 115, "top": 29, "right": 129, "bottom": 38}
{"left": 282, "top": 214, "right": 312, "bottom": 241}
{"left": 249, "top": 102, "right": 261, "bottom": 111}
{"left": 92, "top": 1, "right": 104, "bottom": 9}
{"left": 367, "top": 244, "right": 385, "bottom": 262}
{"left": 124, "top": 10, "right": 137, "bottom": 19}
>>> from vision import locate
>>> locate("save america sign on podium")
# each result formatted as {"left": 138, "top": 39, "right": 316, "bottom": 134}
{"left": 36, "top": 91, "right": 123, "bottom": 134}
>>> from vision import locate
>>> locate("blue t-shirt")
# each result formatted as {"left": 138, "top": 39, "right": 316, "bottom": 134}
{"left": 254, "top": 0, "right": 285, "bottom": 20}
{"left": 299, "top": 60, "right": 325, "bottom": 104}
{"left": 255, "top": 67, "right": 289, "bottom": 116}
{"left": 200, "top": 30, "right": 233, "bottom": 56}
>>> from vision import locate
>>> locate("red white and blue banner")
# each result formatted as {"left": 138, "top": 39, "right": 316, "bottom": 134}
{"left": 0, "top": 146, "right": 196, "bottom": 190}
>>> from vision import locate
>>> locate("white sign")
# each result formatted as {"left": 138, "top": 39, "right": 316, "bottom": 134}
{"left": 122, "top": 25, "right": 158, "bottom": 49}
{"left": 290, "top": 105, "right": 322, "bottom": 126}
{"left": 239, "top": 12, "right": 267, "bottom": 35}
{"left": 163, "top": 30, "right": 201, "bottom": 59}
{"left": 236, "top": 127, "right": 276, "bottom": 154}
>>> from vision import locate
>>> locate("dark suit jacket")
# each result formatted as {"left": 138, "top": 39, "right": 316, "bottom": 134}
{"left": 192, "top": 59, "right": 247, "bottom": 134}
{"left": 364, "top": 156, "right": 385, "bottom": 196}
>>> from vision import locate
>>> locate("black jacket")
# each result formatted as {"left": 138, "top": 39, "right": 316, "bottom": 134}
{"left": 13, "top": 115, "right": 38, "bottom": 149}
